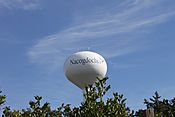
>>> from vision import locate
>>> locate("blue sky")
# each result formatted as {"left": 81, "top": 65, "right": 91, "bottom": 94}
{"left": 0, "top": 0, "right": 175, "bottom": 111}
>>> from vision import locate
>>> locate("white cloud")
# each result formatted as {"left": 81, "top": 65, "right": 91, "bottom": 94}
{"left": 28, "top": 0, "right": 175, "bottom": 71}
{"left": 0, "top": 0, "right": 40, "bottom": 10}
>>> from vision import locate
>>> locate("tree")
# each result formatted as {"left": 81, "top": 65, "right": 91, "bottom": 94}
{"left": 3, "top": 77, "right": 175, "bottom": 117}
{"left": 143, "top": 91, "right": 175, "bottom": 117}
{"left": 0, "top": 91, "right": 6, "bottom": 107}
{"left": 2, "top": 77, "right": 134, "bottom": 117}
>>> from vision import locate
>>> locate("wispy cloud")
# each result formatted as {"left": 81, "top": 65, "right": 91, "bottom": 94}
{"left": 0, "top": 0, "right": 40, "bottom": 10}
{"left": 28, "top": 0, "right": 175, "bottom": 71}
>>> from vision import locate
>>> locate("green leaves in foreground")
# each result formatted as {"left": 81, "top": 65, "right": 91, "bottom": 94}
{"left": 1, "top": 77, "right": 133, "bottom": 117}
{"left": 2, "top": 77, "right": 175, "bottom": 117}
{"left": 144, "top": 91, "right": 175, "bottom": 117}
{"left": 0, "top": 91, "right": 6, "bottom": 106}
{"left": 82, "top": 77, "right": 133, "bottom": 117}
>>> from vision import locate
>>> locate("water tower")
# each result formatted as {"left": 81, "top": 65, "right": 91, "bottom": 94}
{"left": 64, "top": 51, "right": 107, "bottom": 90}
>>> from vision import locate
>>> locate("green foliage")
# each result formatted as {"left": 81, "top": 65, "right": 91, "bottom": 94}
{"left": 2, "top": 77, "right": 175, "bottom": 117}
{"left": 0, "top": 91, "right": 6, "bottom": 107}
{"left": 1, "top": 77, "right": 134, "bottom": 117}
{"left": 2, "top": 96, "right": 62, "bottom": 117}
{"left": 81, "top": 77, "right": 134, "bottom": 117}
{"left": 143, "top": 91, "right": 175, "bottom": 117}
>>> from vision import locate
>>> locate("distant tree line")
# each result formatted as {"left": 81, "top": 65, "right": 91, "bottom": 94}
{"left": 1, "top": 77, "right": 175, "bottom": 117}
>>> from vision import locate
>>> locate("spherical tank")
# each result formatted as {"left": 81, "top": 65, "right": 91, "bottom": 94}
{"left": 64, "top": 51, "right": 107, "bottom": 90}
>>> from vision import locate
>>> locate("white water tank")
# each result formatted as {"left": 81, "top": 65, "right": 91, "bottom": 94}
{"left": 64, "top": 51, "right": 107, "bottom": 89}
